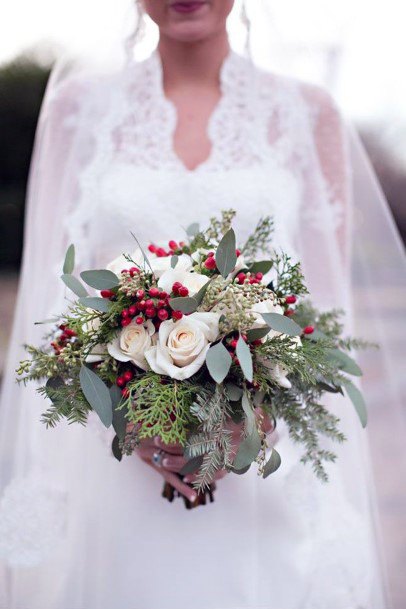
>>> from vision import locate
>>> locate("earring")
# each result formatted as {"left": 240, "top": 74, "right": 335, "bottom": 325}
{"left": 240, "top": 0, "right": 252, "bottom": 56}
{"left": 125, "top": 0, "right": 146, "bottom": 64}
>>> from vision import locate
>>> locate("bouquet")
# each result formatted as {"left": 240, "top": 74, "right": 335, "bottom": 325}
{"left": 18, "top": 210, "right": 370, "bottom": 508}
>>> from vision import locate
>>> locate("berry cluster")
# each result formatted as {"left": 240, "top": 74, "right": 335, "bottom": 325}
{"left": 51, "top": 324, "right": 76, "bottom": 355}
{"left": 235, "top": 271, "right": 263, "bottom": 285}
{"left": 283, "top": 295, "right": 315, "bottom": 335}
{"left": 148, "top": 240, "right": 186, "bottom": 258}
{"left": 116, "top": 369, "right": 134, "bottom": 398}
{"left": 118, "top": 285, "right": 182, "bottom": 330}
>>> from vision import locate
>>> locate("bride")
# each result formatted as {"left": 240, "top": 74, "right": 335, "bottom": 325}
{"left": 1, "top": 1, "right": 405, "bottom": 607}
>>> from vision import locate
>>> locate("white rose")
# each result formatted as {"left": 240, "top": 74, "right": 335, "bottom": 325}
{"left": 106, "top": 250, "right": 143, "bottom": 276}
{"left": 145, "top": 312, "right": 220, "bottom": 380}
{"left": 107, "top": 319, "right": 155, "bottom": 371}
{"left": 149, "top": 253, "right": 192, "bottom": 278}
{"left": 158, "top": 269, "right": 209, "bottom": 296}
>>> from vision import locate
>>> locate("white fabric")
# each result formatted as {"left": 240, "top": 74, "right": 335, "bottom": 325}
{"left": 0, "top": 47, "right": 404, "bottom": 609}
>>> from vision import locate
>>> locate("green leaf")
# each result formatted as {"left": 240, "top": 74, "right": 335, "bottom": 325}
{"left": 194, "top": 279, "right": 211, "bottom": 305}
{"left": 233, "top": 426, "right": 261, "bottom": 471}
{"left": 326, "top": 349, "right": 363, "bottom": 377}
{"left": 248, "top": 260, "right": 273, "bottom": 275}
{"left": 215, "top": 228, "right": 237, "bottom": 278}
{"left": 263, "top": 448, "right": 281, "bottom": 478}
{"left": 306, "top": 329, "right": 328, "bottom": 341}
{"left": 80, "top": 270, "right": 119, "bottom": 291}
{"left": 63, "top": 244, "right": 75, "bottom": 274}
{"left": 236, "top": 335, "right": 253, "bottom": 382}
{"left": 79, "top": 297, "right": 111, "bottom": 313}
{"left": 230, "top": 464, "right": 251, "bottom": 475}
{"left": 262, "top": 312, "right": 302, "bottom": 337}
{"left": 179, "top": 455, "right": 204, "bottom": 476}
{"left": 206, "top": 341, "right": 232, "bottom": 384}
{"left": 61, "top": 274, "right": 88, "bottom": 297}
{"left": 45, "top": 376, "right": 65, "bottom": 403}
{"left": 168, "top": 296, "right": 198, "bottom": 314}
{"left": 225, "top": 383, "right": 243, "bottom": 402}
{"left": 343, "top": 380, "right": 368, "bottom": 428}
{"left": 186, "top": 222, "right": 200, "bottom": 237}
{"left": 171, "top": 255, "right": 179, "bottom": 269}
{"left": 110, "top": 386, "right": 126, "bottom": 441}
{"left": 112, "top": 435, "right": 123, "bottom": 462}
{"left": 246, "top": 327, "right": 270, "bottom": 342}
{"left": 79, "top": 365, "right": 113, "bottom": 428}
{"left": 242, "top": 392, "right": 256, "bottom": 435}
{"left": 316, "top": 380, "right": 344, "bottom": 394}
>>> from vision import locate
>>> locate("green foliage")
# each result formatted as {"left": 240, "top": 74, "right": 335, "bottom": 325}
{"left": 273, "top": 252, "right": 309, "bottom": 298}
{"left": 241, "top": 216, "right": 275, "bottom": 259}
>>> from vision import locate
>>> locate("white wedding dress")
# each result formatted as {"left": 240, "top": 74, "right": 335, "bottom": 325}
{"left": 1, "top": 48, "right": 400, "bottom": 608}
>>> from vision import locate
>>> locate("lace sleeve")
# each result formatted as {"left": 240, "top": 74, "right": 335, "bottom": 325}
{"left": 301, "top": 83, "right": 352, "bottom": 271}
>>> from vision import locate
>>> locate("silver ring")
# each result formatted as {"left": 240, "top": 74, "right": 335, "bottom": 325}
{"left": 152, "top": 450, "right": 164, "bottom": 467}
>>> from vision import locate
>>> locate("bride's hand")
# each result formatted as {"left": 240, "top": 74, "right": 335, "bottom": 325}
{"left": 132, "top": 409, "right": 274, "bottom": 501}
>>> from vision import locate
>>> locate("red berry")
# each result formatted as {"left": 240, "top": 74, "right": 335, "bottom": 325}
{"left": 204, "top": 256, "right": 217, "bottom": 270}
{"left": 101, "top": 289, "right": 114, "bottom": 299}
{"left": 158, "top": 308, "right": 169, "bottom": 321}
{"left": 59, "top": 324, "right": 66, "bottom": 331}
{"left": 284, "top": 309, "right": 294, "bottom": 317}
{"left": 129, "top": 267, "right": 140, "bottom": 277}
{"left": 230, "top": 339, "right": 238, "bottom": 349}
{"left": 157, "top": 299, "right": 166, "bottom": 308}
{"left": 169, "top": 412, "right": 176, "bottom": 423}
{"left": 169, "top": 240, "right": 178, "bottom": 251}
{"left": 121, "top": 318, "right": 132, "bottom": 327}
{"left": 179, "top": 241, "right": 186, "bottom": 248}
{"left": 207, "top": 251, "right": 215, "bottom": 257}
{"left": 148, "top": 244, "right": 157, "bottom": 253}
{"left": 138, "top": 300, "right": 146, "bottom": 310}
{"left": 304, "top": 326, "right": 315, "bottom": 335}
{"left": 234, "top": 358, "right": 240, "bottom": 366}
{"left": 236, "top": 249, "right": 241, "bottom": 257}
{"left": 256, "top": 272, "right": 263, "bottom": 280}
{"left": 64, "top": 328, "right": 76, "bottom": 337}
{"left": 172, "top": 310, "right": 183, "bottom": 321}
{"left": 136, "top": 289, "right": 145, "bottom": 300}
{"left": 123, "top": 370, "right": 133, "bottom": 382}
{"left": 154, "top": 320, "right": 162, "bottom": 330}
{"left": 121, "top": 388, "right": 130, "bottom": 398}
{"left": 129, "top": 305, "right": 137, "bottom": 316}
{"left": 172, "top": 282, "right": 182, "bottom": 294}
{"left": 156, "top": 247, "right": 167, "bottom": 258}
{"left": 146, "top": 307, "right": 156, "bottom": 318}
{"left": 116, "top": 377, "right": 125, "bottom": 388}
{"left": 159, "top": 291, "right": 168, "bottom": 300}
{"left": 252, "top": 339, "right": 263, "bottom": 347}
{"left": 121, "top": 309, "right": 130, "bottom": 318}
{"left": 145, "top": 299, "right": 154, "bottom": 308}
{"left": 178, "top": 286, "right": 189, "bottom": 297}
{"left": 237, "top": 272, "right": 246, "bottom": 284}
{"left": 135, "top": 316, "right": 144, "bottom": 325}
{"left": 149, "top": 287, "right": 160, "bottom": 298}
{"left": 286, "top": 295, "right": 297, "bottom": 305}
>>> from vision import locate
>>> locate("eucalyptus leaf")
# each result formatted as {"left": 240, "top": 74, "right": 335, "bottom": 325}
{"left": 79, "top": 365, "right": 113, "bottom": 428}
{"left": 242, "top": 392, "right": 256, "bottom": 435}
{"left": 194, "top": 279, "right": 211, "bottom": 305}
{"left": 63, "top": 244, "right": 75, "bottom": 274}
{"left": 171, "top": 255, "right": 179, "bottom": 269}
{"left": 80, "top": 270, "right": 119, "bottom": 291}
{"left": 307, "top": 329, "right": 328, "bottom": 341}
{"left": 261, "top": 312, "right": 302, "bottom": 337}
{"left": 206, "top": 342, "right": 232, "bottom": 384}
{"left": 236, "top": 336, "right": 253, "bottom": 382}
{"left": 225, "top": 383, "right": 243, "bottom": 402}
{"left": 317, "top": 381, "right": 343, "bottom": 394}
{"left": 233, "top": 426, "right": 262, "bottom": 471}
{"left": 263, "top": 448, "right": 281, "bottom": 478}
{"left": 186, "top": 222, "right": 200, "bottom": 237}
{"left": 230, "top": 464, "right": 251, "bottom": 475}
{"left": 79, "top": 297, "right": 111, "bottom": 313}
{"left": 246, "top": 327, "right": 270, "bottom": 342}
{"left": 168, "top": 296, "right": 198, "bottom": 314}
{"left": 215, "top": 228, "right": 237, "bottom": 278}
{"left": 326, "top": 349, "right": 363, "bottom": 377}
{"left": 179, "top": 455, "right": 204, "bottom": 476}
{"left": 112, "top": 435, "right": 123, "bottom": 462}
{"left": 61, "top": 274, "right": 88, "bottom": 298}
{"left": 248, "top": 260, "right": 273, "bottom": 275}
{"left": 45, "top": 376, "right": 65, "bottom": 403}
{"left": 343, "top": 380, "right": 368, "bottom": 428}
{"left": 110, "top": 386, "right": 126, "bottom": 441}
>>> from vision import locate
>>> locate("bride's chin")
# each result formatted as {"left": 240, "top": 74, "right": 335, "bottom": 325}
{"left": 163, "top": 22, "right": 214, "bottom": 43}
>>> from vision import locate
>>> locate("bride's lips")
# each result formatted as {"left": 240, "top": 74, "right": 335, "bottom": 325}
{"left": 169, "top": 1, "right": 208, "bottom": 14}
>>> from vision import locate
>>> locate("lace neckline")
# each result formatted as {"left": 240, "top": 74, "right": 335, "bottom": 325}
{"left": 128, "top": 49, "right": 256, "bottom": 174}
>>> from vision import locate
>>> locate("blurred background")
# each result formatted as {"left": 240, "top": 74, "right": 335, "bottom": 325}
{"left": 0, "top": 0, "right": 405, "bottom": 605}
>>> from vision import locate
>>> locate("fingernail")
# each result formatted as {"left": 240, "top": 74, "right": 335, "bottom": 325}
{"left": 162, "top": 458, "right": 168, "bottom": 467}
{"left": 183, "top": 476, "right": 191, "bottom": 483}
{"left": 190, "top": 493, "right": 197, "bottom": 502}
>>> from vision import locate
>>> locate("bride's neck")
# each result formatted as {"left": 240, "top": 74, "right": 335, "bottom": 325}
{"left": 158, "top": 32, "right": 230, "bottom": 88}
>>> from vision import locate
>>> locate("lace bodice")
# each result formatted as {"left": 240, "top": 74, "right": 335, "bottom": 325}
{"left": 67, "top": 51, "right": 322, "bottom": 269}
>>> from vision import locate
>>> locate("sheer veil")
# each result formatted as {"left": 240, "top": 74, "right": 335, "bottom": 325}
{"left": 0, "top": 1, "right": 405, "bottom": 606}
